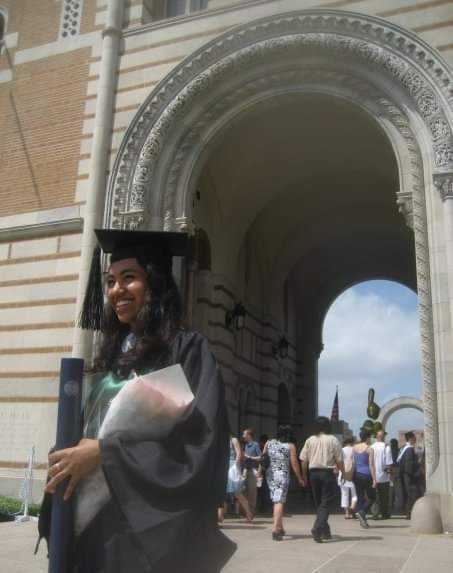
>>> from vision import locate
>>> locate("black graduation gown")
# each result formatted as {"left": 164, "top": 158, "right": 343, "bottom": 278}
{"left": 399, "top": 446, "right": 422, "bottom": 515}
{"left": 73, "top": 330, "right": 235, "bottom": 573}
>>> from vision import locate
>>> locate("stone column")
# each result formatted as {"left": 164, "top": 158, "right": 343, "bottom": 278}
{"left": 412, "top": 174, "right": 453, "bottom": 533}
{"left": 72, "top": 0, "right": 124, "bottom": 361}
{"left": 433, "top": 174, "right": 453, "bottom": 530}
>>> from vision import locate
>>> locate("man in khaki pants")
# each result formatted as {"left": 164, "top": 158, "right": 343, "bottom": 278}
{"left": 242, "top": 428, "right": 262, "bottom": 516}
{"left": 300, "top": 417, "right": 344, "bottom": 542}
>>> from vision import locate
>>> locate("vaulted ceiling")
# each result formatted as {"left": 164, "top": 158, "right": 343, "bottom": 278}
{"left": 197, "top": 92, "right": 415, "bottom": 337}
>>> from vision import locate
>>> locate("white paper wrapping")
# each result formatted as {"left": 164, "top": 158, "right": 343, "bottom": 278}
{"left": 74, "top": 364, "right": 194, "bottom": 535}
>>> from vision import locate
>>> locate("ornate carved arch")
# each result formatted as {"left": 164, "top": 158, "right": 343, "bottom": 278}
{"left": 105, "top": 9, "right": 453, "bottom": 477}
{"left": 106, "top": 9, "right": 453, "bottom": 232}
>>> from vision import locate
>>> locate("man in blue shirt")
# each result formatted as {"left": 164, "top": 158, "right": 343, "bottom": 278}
{"left": 242, "top": 428, "right": 262, "bottom": 516}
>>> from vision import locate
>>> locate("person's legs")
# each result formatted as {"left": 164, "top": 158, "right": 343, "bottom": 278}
{"left": 246, "top": 469, "right": 258, "bottom": 515}
{"left": 340, "top": 483, "right": 350, "bottom": 516}
{"left": 354, "top": 474, "right": 366, "bottom": 513}
{"left": 319, "top": 472, "right": 336, "bottom": 538}
{"left": 364, "top": 477, "right": 376, "bottom": 516}
{"left": 309, "top": 469, "right": 323, "bottom": 540}
{"left": 378, "top": 482, "right": 391, "bottom": 518}
{"left": 354, "top": 474, "right": 370, "bottom": 528}
{"left": 217, "top": 504, "right": 226, "bottom": 524}
{"left": 235, "top": 492, "right": 253, "bottom": 521}
{"left": 311, "top": 470, "right": 336, "bottom": 539}
{"left": 389, "top": 483, "right": 394, "bottom": 512}
{"left": 349, "top": 482, "right": 358, "bottom": 512}
{"left": 310, "top": 470, "right": 322, "bottom": 509}
{"left": 273, "top": 502, "right": 284, "bottom": 534}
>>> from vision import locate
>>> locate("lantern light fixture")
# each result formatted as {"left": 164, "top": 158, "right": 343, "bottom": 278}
{"left": 273, "top": 335, "right": 289, "bottom": 360}
{"left": 225, "top": 302, "right": 246, "bottom": 331}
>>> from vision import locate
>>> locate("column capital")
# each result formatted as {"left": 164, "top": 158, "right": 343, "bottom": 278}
{"left": 396, "top": 190, "right": 414, "bottom": 229}
{"left": 434, "top": 173, "right": 453, "bottom": 201}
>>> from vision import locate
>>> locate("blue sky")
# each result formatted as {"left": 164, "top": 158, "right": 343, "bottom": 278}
{"left": 318, "top": 280, "right": 423, "bottom": 440}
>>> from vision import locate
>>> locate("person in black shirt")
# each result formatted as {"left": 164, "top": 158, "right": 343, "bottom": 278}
{"left": 397, "top": 431, "right": 423, "bottom": 519}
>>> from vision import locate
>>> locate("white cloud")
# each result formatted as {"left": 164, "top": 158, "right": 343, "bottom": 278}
{"left": 318, "top": 286, "right": 422, "bottom": 437}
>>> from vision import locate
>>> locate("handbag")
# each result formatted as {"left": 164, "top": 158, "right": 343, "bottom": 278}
{"left": 228, "top": 463, "right": 245, "bottom": 486}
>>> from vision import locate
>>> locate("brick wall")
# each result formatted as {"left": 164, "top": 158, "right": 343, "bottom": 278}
{"left": 0, "top": 49, "right": 91, "bottom": 216}
{"left": 1, "top": 0, "right": 60, "bottom": 51}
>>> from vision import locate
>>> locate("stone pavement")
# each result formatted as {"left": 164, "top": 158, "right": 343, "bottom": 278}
{"left": 221, "top": 514, "right": 453, "bottom": 573}
{"left": 1, "top": 514, "right": 452, "bottom": 572}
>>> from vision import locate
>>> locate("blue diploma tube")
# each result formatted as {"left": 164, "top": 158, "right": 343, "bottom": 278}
{"left": 49, "top": 358, "right": 84, "bottom": 573}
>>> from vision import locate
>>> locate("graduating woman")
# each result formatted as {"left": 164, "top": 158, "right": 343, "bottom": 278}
{"left": 44, "top": 229, "right": 235, "bottom": 572}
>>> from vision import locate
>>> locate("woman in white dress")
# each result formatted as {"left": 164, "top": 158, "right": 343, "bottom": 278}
{"left": 338, "top": 436, "right": 357, "bottom": 518}
{"left": 218, "top": 436, "right": 253, "bottom": 523}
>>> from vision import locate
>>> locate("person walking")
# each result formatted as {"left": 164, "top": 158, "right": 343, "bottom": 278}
{"left": 242, "top": 428, "right": 261, "bottom": 516}
{"left": 397, "top": 431, "right": 423, "bottom": 519}
{"left": 263, "top": 425, "right": 304, "bottom": 541}
{"left": 300, "top": 417, "right": 344, "bottom": 543}
{"left": 370, "top": 430, "right": 393, "bottom": 519}
{"left": 353, "top": 429, "right": 376, "bottom": 528}
{"left": 257, "top": 434, "right": 272, "bottom": 515}
{"left": 218, "top": 436, "right": 253, "bottom": 523}
{"left": 338, "top": 436, "right": 357, "bottom": 519}
{"left": 389, "top": 437, "right": 403, "bottom": 513}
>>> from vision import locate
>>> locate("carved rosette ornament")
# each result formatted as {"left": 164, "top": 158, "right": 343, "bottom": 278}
{"left": 103, "top": 9, "right": 453, "bottom": 476}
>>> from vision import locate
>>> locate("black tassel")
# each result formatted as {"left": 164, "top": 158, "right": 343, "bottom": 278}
{"left": 77, "top": 245, "right": 104, "bottom": 331}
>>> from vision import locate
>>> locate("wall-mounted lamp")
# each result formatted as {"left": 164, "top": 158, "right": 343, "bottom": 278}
{"left": 225, "top": 302, "right": 246, "bottom": 331}
{"left": 273, "top": 335, "right": 289, "bottom": 360}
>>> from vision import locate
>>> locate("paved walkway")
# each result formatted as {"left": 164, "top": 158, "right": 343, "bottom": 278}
{"left": 1, "top": 514, "right": 452, "bottom": 572}
{"left": 222, "top": 514, "right": 453, "bottom": 573}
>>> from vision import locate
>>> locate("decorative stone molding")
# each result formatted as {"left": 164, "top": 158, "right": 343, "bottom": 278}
{"left": 104, "top": 8, "right": 447, "bottom": 476}
{"left": 434, "top": 173, "right": 453, "bottom": 200}
{"left": 379, "top": 98, "right": 439, "bottom": 478}
{"left": 0, "top": 217, "right": 83, "bottom": 242}
{"left": 106, "top": 9, "right": 453, "bottom": 231}
{"left": 59, "top": 0, "right": 84, "bottom": 40}
{"left": 396, "top": 191, "right": 414, "bottom": 229}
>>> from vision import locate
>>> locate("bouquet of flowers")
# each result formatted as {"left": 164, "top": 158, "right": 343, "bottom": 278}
{"left": 75, "top": 364, "right": 194, "bottom": 534}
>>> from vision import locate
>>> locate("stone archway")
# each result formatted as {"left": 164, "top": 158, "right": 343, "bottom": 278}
{"left": 104, "top": 8, "right": 453, "bottom": 528}
{"left": 378, "top": 396, "right": 424, "bottom": 430}
{"left": 106, "top": 10, "right": 453, "bottom": 236}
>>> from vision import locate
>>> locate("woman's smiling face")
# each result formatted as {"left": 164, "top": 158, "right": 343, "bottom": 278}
{"left": 106, "top": 258, "right": 148, "bottom": 328}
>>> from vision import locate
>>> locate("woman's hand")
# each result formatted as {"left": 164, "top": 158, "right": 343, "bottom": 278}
{"left": 297, "top": 476, "right": 306, "bottom": 488}
{"left": 45, "top": 439, "right": 101, "bottom": 501}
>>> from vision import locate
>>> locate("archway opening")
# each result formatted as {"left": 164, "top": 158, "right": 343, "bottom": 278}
{"left": 386, "top": 408, "right": 425, "bottom": 447}
{"left": 189, "top": 89, "right": 412, "bottom": 437}
{"left": 318, "top": 280, "right": 421, "bottom": 440}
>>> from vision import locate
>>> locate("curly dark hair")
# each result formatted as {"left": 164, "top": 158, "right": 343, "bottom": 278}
{"left": 276, "top": 425, "right": 294, "bottom": 443}
{"left": 93, "top": 257, "right": 183, "bottom": 377}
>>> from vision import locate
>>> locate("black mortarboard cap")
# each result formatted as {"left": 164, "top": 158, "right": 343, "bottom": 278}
{"left": 78, "top": 229, "right": 189, "bottom": 331}
{"left": 95, "top": 229, "right": 188, "bottom": 263}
